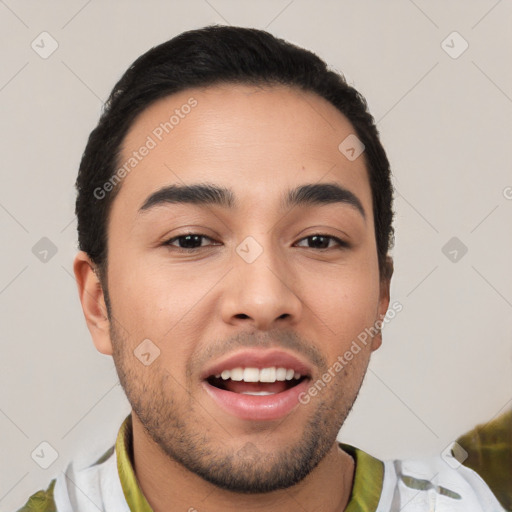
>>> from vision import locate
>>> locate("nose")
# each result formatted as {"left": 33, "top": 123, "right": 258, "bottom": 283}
{"left": 220, "top": 239, "right": 303, "bottom": 331}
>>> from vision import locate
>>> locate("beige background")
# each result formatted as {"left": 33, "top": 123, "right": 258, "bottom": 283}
{"left": 1, "top": 0, "right": 511, "bottom": 509}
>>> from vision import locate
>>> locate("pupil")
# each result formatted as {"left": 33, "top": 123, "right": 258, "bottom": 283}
{"left": 310, "top": 235, "right": 328, "bottom": 248}
{"left": 180, "top": 235, "right": 201, "bottom": 248}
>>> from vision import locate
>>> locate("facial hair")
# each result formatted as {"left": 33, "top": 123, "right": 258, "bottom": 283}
{"left": 110, "top": 320, "right": 368, "bottom": 493}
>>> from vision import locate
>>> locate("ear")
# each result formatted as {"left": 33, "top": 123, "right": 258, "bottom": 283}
{"left": 73, "top": 251, "right": 113, "bottom": 356}
{"left": 371, "top": 255, "right": 394, "bottom": 351}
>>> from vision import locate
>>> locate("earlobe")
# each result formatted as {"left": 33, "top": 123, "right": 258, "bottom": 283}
{"left": 73, "top": 251, "right": 113, "bottom": 356}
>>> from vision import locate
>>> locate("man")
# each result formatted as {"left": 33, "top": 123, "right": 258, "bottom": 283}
{"left": 16, "top": 25, "right": 505, "bottom": 511}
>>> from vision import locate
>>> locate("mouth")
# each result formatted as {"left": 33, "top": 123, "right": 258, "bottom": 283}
{"left": 201, "top": 350, "right": 312, "bottom": 421}
{"left": 206, "top": 367, "right": 308, "bottom": 395}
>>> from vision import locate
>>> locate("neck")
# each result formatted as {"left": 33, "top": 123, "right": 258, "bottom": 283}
{"left": 130, "top": 414, "right": 355, "bottom": 512}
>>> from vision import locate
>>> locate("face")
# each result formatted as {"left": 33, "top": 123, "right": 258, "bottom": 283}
{"left": 77, "top": 84, "right": 391, "bottom": 493}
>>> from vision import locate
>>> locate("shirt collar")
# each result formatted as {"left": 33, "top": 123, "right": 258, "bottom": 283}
{"left": 116, "top": 414, "right": 153, "bottom": 512}
{"left": 115, "top": 413, "right": 384, "bottom": 512}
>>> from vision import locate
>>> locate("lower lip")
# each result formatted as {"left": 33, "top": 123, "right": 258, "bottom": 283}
{"left": 202, "top": 379, "right": 310, "bottom": 421}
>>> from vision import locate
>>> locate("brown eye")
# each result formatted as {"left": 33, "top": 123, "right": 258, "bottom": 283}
{"left": 164, "top": 234, "right": 219, "bottom": 250}
{"left": 295, "top": 234, "right": 348, "bottom": 250}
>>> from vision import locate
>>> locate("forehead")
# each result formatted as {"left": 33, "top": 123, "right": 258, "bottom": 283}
{"left": 113, "top": 83, "right": 372, "bottom": 220}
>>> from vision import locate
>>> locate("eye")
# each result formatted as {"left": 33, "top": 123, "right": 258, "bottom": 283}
{"left": 295, "top": 234, "right": 349, "bottom": 250}
{"left": 162, "top": 233, "right": 349, "bottom": 252}
{"left": 163, "top": 233, "right": 220, "bottom": 251}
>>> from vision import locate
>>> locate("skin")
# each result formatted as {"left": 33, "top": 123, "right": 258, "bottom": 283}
{"left": 74, "top": 83, "right": 392, "bottom": 512}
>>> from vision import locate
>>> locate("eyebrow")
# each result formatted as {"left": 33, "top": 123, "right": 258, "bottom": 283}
{"left": 138, "top": 182, "right": 366, "bottom": 220}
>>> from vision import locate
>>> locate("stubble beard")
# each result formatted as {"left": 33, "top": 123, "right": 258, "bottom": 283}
{"left": 109, "top": 321, "right": 365, "bottom": 494}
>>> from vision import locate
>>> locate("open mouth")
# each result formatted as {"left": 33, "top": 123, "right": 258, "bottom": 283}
{"left": 201, "top": 350, "right": 313, "bottom": 420}
{"left": 205, "top": 367, "right": 309, "bottom": 396}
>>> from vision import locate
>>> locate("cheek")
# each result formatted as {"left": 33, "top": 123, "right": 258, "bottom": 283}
{"left": 305, "top": 263, "right": 380, "bottom": 351}
{"left": 107, "top": 258, "right": 212, "bottom": 369}
{"left": 109, "top": 256, "right": 198, "bottom": 323}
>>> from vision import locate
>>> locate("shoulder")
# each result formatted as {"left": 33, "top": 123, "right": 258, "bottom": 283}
{"left": 456, "top": 409, "right": 512, "bottom": 511}
{"left": 13, "top": 444, "right": 118, "bottom": 512}
{"left": 377, "top": 452, "right": 507, "bottom": 512}
{"left": 14, "top": 479, "right": 57, "bottom": 512}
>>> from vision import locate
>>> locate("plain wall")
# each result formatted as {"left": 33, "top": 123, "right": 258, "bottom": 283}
{"left": 1, "top": 1, "right": 511, "bottom": 509}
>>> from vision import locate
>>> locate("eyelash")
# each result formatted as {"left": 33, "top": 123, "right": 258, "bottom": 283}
{"left": 163, "top": 233, "right": 349, "bottom": 252}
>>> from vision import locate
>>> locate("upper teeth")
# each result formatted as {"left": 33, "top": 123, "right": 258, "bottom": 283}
{"left": 214, "top": 367, "right": 302, "bottom": 382}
